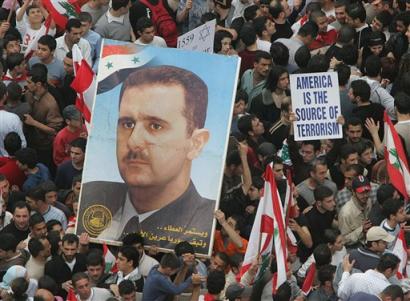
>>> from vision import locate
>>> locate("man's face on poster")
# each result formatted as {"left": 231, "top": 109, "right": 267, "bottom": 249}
{"left": 117, "top": 83, "right": 205, "bottom": 188}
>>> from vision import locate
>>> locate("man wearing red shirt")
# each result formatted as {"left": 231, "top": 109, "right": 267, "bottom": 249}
{"left": 53, "top": 105, "right": 87, "bottom": 166}
{"left": 0, "top": 132, "right": 26, "bottom": 189}
{"left": 309, "top": 10, "right": 337, "bottom": 50}
{"left": 213, "top": 210, "right": 248, "bottom": 256}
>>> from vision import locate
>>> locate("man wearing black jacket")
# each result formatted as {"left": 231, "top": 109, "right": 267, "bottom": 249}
{"left": 44, "top": 233, "right": 87, "bottom": 298}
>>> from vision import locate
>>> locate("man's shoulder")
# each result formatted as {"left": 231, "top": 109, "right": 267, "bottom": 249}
{"left": 92, "top": 287, "right": 112, "bottom": 298}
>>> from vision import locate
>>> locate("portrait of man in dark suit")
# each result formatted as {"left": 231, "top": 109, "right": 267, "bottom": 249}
{"left": 77, "top": 65, "right": 216, "bottom": 254}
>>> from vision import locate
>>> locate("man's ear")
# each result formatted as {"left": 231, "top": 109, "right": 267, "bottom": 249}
{"left": 187, "top": 129, "right": 210, "bottom": 160}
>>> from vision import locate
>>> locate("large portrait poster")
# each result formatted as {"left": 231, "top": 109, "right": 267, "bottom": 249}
{"left": 75, "top": 40, "right": 240, "bottom": 256}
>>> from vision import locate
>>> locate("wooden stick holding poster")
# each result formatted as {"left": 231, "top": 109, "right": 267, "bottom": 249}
{"left": 289, "top": 72, "right": 342, "bottom": 141}
{"left": 177, "top": 19, "right": 216, "bottom": 53}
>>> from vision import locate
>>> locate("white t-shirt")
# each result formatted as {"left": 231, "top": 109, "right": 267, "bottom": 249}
{"left": 135, "top": 36, "right": 167, "bottom": 48}
{"left": 16, "top": 15, "right": 56, "bottom": 52}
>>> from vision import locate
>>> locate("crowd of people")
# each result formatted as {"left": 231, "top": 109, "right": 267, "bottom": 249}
{"left": 0, "top": 0, "right": 410, "bottom": 298}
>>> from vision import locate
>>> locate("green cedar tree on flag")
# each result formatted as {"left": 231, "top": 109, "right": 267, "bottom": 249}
{"left": 384, "top": 111, "right": 410, "bottom": 200}
{"left": 239, "top": 163, "right": 288, "bottom": 292}
{"left": 42, "top": 0, "right": 80, "bottom": 29}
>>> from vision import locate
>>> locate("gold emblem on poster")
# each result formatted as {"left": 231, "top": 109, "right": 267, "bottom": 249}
{"left": 83, "top": 205, "right": 112, "bottom": 237}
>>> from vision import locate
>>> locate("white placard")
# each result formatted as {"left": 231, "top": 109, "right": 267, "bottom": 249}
{"left": 290, "top": 72, "right": 342, "bottom": 141}
{"left": 177, "top": 19, "right": 216, "bottom": 53}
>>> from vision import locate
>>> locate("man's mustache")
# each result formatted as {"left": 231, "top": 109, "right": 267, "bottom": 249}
{"left": 125, "top": 151, "right": 149, "bottom": 162}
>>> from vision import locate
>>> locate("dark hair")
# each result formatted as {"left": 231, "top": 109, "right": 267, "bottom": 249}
{"left": 235, "top": 89, "right": 248, "bottom": 104}
{"left": 314, "top": 185, "right": 334, "bottom": 202}
{"left": 62, "top": 233, "right": 79, "bottom": 246}
{"left": 265, "top": 65, "right": 288, "bottom": 91}
{"left": 214, "top": 30, "right": 233, "bottom": 53}
{"left": 254, "top": 50, "right": 272, "bottom": 63}
{"left": 207, "top": 270, "right": 226, "bottom": 294}
{"left": 3, "top": 34, "right": 21, "bottom": 49}
{"left": 355, "top": 140, "right": 374, "bottom": 156}
{"left": 47, "top": 230, "right": 61, "bottom": 257}
{"left": 65, "top": 18, "right": 82, "bottom": 32}
{"left": 375, "top": 11, "right": 393, "bottom": 28}
{"left": 350, "top": 80, "right": 371, "bottom": 102}
{"left": 340, "top": 144, "right": 358, "bottom": 160}
{"left": 253, "top": 16, "right": 269, "bottom": 36}
{"left": 302, "top": 140, "right": 321, "bottom": 152}
{"left": 26, "top": 185, "right": 46, "bottom": 203}
{"left": 335, "top": 63, "right": 351, "bottom": 86}
{"left": 306, "top": 1, "right": 322, "bottom": 13}
{"left": 273, "top": 282, "right": 292, "bottom": 301}
{"left": 135, "top": 17, "right": 153, "bottom": 33}
{"left": 86, "top": 249, "right": 104, "bottom": 267}
{"left": 119, "top": 66, "right": 208, "bottom": 135}
{"left": 237, "top": 114, "right": 255, "bottom": 136}
{"left": 119, "top": 246, "right": 140, "bottom": 268}
{"left": 29, "top": 213, "right": 45, "bottom": 228}
{"left": 380, "top": 57, "right": 397, "bottom": 83}
{"left": 0, "top": 81, "right": 6, "bottom": 100}
{"left": 0, "top": 233, "right": 18, "bottom": 252}
{"left": 112, "top": 0, "right": 130, "bottom": 10}
{"left": 160, "top": 252, "right": 181, "bottom": 269}
{"left": 317, "top": 264, "right": 336, "bottom": 285}
{"left": 324, "top": 228, "right": 341, "bottom": 244}
{"left": 239, "top": 24, "right": 257, "bottom": 46}
{"left": 270, "top": 42, "right": 289, "bottom": 66}
{"left": 382, "top": 197, "right": 404, "bottom": 219}
{"left": 337, "top": 44, "right": 358, "bottom": 65}
{"left": 66, "top": 51, "right": 73, "bottom": 59}
{"left": 70, "top": 137, "right": 87, "bottom": 153}
{"left": 346, "top": 116, "right": 363, "bottom": 128}
{"left": 345, "top": 163, "right": 364, "bottom": 175}
{"left": 28, "top": 63, "right": 48, "bottom": 85}
{"left": 347, "top": 3, "right": 366, "bottom": 22}
{"left": 12, "top": 201, "right": 30, "bottom": 214}
{"left": 381, "top": 285, "right": 404, "bottom": 300}
{"left": 6, "top": 81, "right": 23, "bottom": 102}
{"left": 395, "top": 92, "right": 410, "bottom": 114}
{"left": 79, "top": 11, "right": 93, "bottom": 23}
{"left": 377, "top": 253, "right": 400, "bottom": 272}
{"left": 6, "top": 53, "right": 24, "bottom": 71}
{"left": 38, "top": 276, "right": 58, "bottom": 295}
{"left": 365, "top": 55, "right": 382, "bottom": 77}
{"left": 230, "top": 215, "right": 245, "bottom": 232}
{"left": 174, "top": 241, "right": 195, "bottom": 256}
{"left": 295, "top": 46, "right": 311, "bottom": 69}
{"left": 313, "top": 244, "right": 332, "bottom": 267}
{"left": 4, "top": 132, "right": 22, "bottom": 156}
{"left": 122, "top": 232, "right": 145, "bottom": 247}
{"left": 244, "top": 5, "right": 259, "bottom": 21}
{"left": 270, "top": 2, "right": 284, "bottom": 19}
{"left": 26, "top": 4, "right": 40, "bottom": 15}
{"left": 337, "top": 25, "right": 356, "bottom": 45}
{"left": 28, "top": 237, "right": 45, "bottom": 257}
{"left": 15, "top": 147, "right": 38, "bottom": 168}
{"left": 10, "top": 277, "right": 29, "bottom": 301}
{"left": 38, "top": 35, "right": 57, "bottom": 52}
{"left": 310, "top": 158, "right": 328, "bottom": 173}
{"left": 226, "top": 150, "right": 241, "bottom": 166}
{"left": 310, "top": 9, "right": 326, "bottom": 22}
{"left": 395, "top": 11, "right": 410, "bottom": 28}
{"left": 298, "top": 21, "right": 319, "bottom": 39}
{"left": 215, "top": 252, "right": 229, "bottom": 268}
{"left": 307, "top": 54, "right": 330, "bottom": 73}
{"left": 46, "top": 219, "right": 62, "bottom": 232}
{"left": 119, "top": 280, "right": 135, "bottom": 296}
{"left": 72, "top": 272, "right": 89, "bottom": 287}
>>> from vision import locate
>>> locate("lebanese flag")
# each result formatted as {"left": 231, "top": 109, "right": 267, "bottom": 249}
{"left": 301, "top": 263, "right": 316, "bottom": 295}
{"left": 239, "top": 164, "right": 287, "bottom": 292}
{"left": 384, "top": 111, "right": 410, "bottom": 200}
{"left": 24, "top": 16, "right": 52, "bottom": 59}
{"left": 392, "top": 228, "right": 408, "bottom": 278}
{"left": 66, "top": 288, "right": 78, "bottom": 301}
{"left": 103, "top": 243, "right": 118, "bottom": 273}
{"left": 71, "top": 44, "right": 96, "bottom": 124}
{"left": 42, "top": 0, "right": 80, "bottom": 29}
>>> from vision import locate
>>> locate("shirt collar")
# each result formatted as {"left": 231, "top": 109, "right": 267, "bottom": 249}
{"left": 397, "top": 119, "right": 410, "bottom": 125}
{"left": 106, "top": 9, "right": 124, "bottom": 24}
{"left": 77, "top": 287, "right": 94, "bottom": 301}
{"left": 356, "top": 23, "right": 369, "bottom": 32}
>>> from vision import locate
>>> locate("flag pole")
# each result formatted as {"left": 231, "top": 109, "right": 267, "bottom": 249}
{"left": 7, "top": 0, "right": 17, "bottom": 23}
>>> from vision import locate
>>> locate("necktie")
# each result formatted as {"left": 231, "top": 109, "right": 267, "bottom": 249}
{"left": 121, "top": 216, "right": 140, "bottom": 238}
